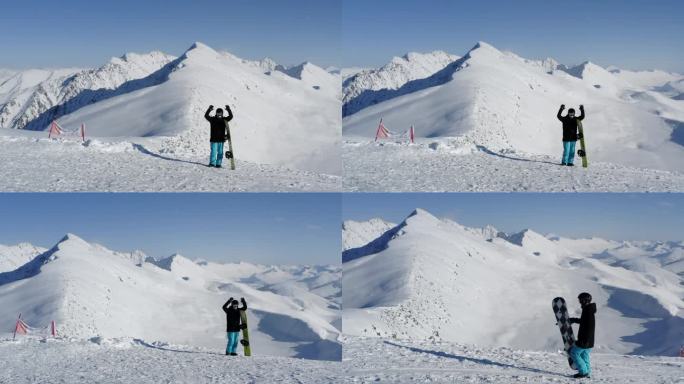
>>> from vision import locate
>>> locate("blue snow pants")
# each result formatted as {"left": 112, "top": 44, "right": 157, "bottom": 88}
{"left": 210, "top": 142, "right": 225, "bottom": 166}
{"left": 562, "top": 141, "right": 576, "bottom": 165}
{"left": 226, "top": 331, "right": 239, "bottom": 354}
{"left": 570, "top": 345, "right": 592, "bottom": 375}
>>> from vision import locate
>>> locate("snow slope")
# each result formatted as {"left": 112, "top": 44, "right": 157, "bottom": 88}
{"left": 0, "top": 51, "right": 174, "bottom": 130}
{"left": 343, "top": 51, "right": 458, "bottom": 116}
{"left": 342, "top": 218, "right": 396, "bottom": 250}
{"left": 343, "top": 42, "right": 684, "bottom": 174}
{"left": 0, "top": 131, "right": 340, "bottom": 192}
{"left": 343, "top": 337, "right": 684, "bottom": 383}
{"left": 0, "top": 234, "right": 341, "bottom": 361}
{"left": 342, "top": 137, "right": 684, "bottom": 192}
{"left": 0, "top": 337, "right": 344, "bottom": 384}
{"left": 1, "top": 42, "right": 341, "bottom": 180}
{"left": 342, "top": 209, "right": 684, "bottom": 357}
{"left": 54, "top": 42, "right": 341, "bottom": 174}
{"left": 0, "top": 243, "right": 46, "bottom": 273}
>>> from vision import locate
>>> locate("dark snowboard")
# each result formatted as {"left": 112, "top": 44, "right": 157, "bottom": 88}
{"left": 225, "top": 123, "right": 236, "bottom": 170}
{"left": 577, "top": 120, "right": 588, "bottom": 168}
{"left": 552, "top": 297, "right": 577, "bottom": 369}
{"left": 239, "top": 309, "right": 251, "bottom": 356}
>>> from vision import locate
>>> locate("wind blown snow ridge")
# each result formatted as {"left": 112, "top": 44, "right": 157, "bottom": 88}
{"left": 342, "top": 209, "right": 684, "bottom": 357}
{"left": 0, "top": 234, "right": 341, "bottom": 361}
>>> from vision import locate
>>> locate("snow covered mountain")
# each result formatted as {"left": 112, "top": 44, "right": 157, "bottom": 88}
{"left": 343, "top": 42, "right": 684, "bottom": 172}
{"left": 0, "top": 52, "right": 175, "bottom": 130}
{"left": 0, "top": 242, "right": 46, "bottom": 273}
{"left": 342, "top": 209, "right": 684, "bottom": 357}
{"left": 343, "top": 51, "right": 458, "bottom": 116}
{"left": 342, "top": 218, "right": 396, "bottom": 250}
{"left": 0, "top": 234, "right": 341, "bottom": 361}
{"left": 1, "top": 42, "right": 341, "bottom": 174}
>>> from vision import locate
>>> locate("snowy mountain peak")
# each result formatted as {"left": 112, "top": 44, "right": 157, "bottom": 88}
{"left": 503, "top": 228, "right": 539, "bottom": 246}
{"left": 465, "top": 41, "right": 505, "bottom": 62}
{"left": 406, "top": 208, "right": 436, "bottom": 220}
{"left": 154, "top": 253, "right": 193, "bottom": 271}
{"left": 57, "top": 233, "right": 88, "bottom": 246}
{"left": 561, "top": 60, "right": 610, "bottom": 79}
{"left": 402, "top": 208, "right": 444, "bottom": 228}
{"left": 471, "top": 41, "right": 499, "bottom": 52}
{"left": 180, "top": 42, "right": 220, "bottom": 63}
{"left": 187, "top": 41, "right": 215, "bottom": 53}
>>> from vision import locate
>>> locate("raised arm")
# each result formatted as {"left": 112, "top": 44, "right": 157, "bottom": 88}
{"left": 240, "top": 297, "right": 247, "bottom": 311}
{"left": 578, "top": 105, "right": 585, "bottom": 120}
{"left": 557, "top": 104, "right": 565, "bottom": 121}
{"left": 222, "top": 297, "right": 233, "bottom": 313}
{"left": 224, "top": 105, "right": 234, "bottom": 122}
{"left": 205, "top": 105, "right": 214, "bottom": 122}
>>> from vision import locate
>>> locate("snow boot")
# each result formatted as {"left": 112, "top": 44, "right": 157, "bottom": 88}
{"left": 215, "top": 164, "right": 222, "bottom": 168}
{"left": 573, "top": 373, "right": 589, "bottom": 379}
{"left": 561, "top": 162, "right": 567, "bottom": 166}
{"left": 230, "top": 352, "right": 238, "bottom": 356}
{"left": 567, "top": 163, "right": 575, "bottom": 167}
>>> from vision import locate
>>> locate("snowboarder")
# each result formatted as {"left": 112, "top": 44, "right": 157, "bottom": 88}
{"left": 556, "top": 104, "right": 585, "bottom": 166}
{"left": 569, "top": 292, "right": 596, "bottom": 379}
{"left": 222, "top": 297, "right": 247, "bottom": 356}
{"left": 204, "top": 104, "right": 234, "bottom": 168}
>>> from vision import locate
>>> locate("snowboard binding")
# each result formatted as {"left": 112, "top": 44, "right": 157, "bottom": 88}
{"left": 225, "top": 151, "right": 234, "bottom": 159}
{"left": 240, "top": 339, "right": 250, "bottom": 346}
{"left": 577, "top": 149, "right": 586, "bottom": 157}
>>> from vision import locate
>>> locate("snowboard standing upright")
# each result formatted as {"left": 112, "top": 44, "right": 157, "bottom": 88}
{"left": 552, "top": 297, "right": 577, "bottom": 369}
{"left": 577, "top": 120, "right": 588, "bottom": 168}
{"left": 239, "top": 309, "right": 251, "bottom": 356}
{"left": 225, "top": 123, "right": 236, "bottom": 170}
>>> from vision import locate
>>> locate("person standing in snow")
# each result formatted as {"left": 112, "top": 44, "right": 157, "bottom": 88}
{"left": 556, "top": 104, "right": 585, "bottom": 166}
{"left": 569, "top": 292, "right": 596, "bottom": 379}
{"left": 222, "top": 297, "right": 247, "bottom": 356}
{"left": 204, "top": 104, "right": 234, "bottom": 168}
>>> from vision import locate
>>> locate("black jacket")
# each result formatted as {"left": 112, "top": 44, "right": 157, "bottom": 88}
{"left": 222, "top": 299, "right": 247, "bottom": 332}
{"left": 557, "top": 108, "right": 585, "bottom": 142}
{"left": 205, "top": 107, "right": 234, "bottom": 143}
{"left": 570, "top": 303, "right": 596, "bottom": 348}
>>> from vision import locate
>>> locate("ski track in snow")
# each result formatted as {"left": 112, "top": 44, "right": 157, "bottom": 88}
{"left": 343, "top": 139, "right": 684, "bottom": 192}
{"left": 0, "top": 338, "right": 343, "bottom": 384}
{"left": 0, "top": 137, "right": 340, "bottom": 192}
{"left": 342, "top": 338, "right": 684, "bottom": 383}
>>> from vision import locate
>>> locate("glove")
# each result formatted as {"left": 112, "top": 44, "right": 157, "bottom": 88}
{"left": 208, "top": 105, "right": 214, "bottom": 110}
{"left": 577, "top": 132, "right": 583, "bottom": 139}
{"left": 240, "top": 324, "right": 247, "bottom": 330}
{"left": 228, "top": 297, "right": 233, "bottom": 302}
{"left": 579, "top": 105, "right": 584, "bottom": 110}
{"left": 240, "top": 297, "right": 246, "bottom": 304}
{"left": 560, "top": 104, "right": 565, "bottom": 110}
{"left": 225, "top": 105, "right": 232, "bottom": 111}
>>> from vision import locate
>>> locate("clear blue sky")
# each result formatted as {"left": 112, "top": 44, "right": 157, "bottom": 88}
{"left": 343, "top": 193, "right": 684, "bottom": 242}
{"left": 0, "top": 193, "right": 341, "bottom": 265}
{"left": 0, "top": 0, "right": 340, "bottom": 69}
{"left": 343, "top": 0, "right": 684, "bottom": 72}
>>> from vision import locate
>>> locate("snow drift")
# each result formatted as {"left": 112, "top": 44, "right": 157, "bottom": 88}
{"left": 343, "top": 42, "right": 684, "bottom": 172}
{"left": 0, "top": 234, "right": 341, "bottom": 361}
{"left": 342, "top": 209, "right": 684, "bottom": 357}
